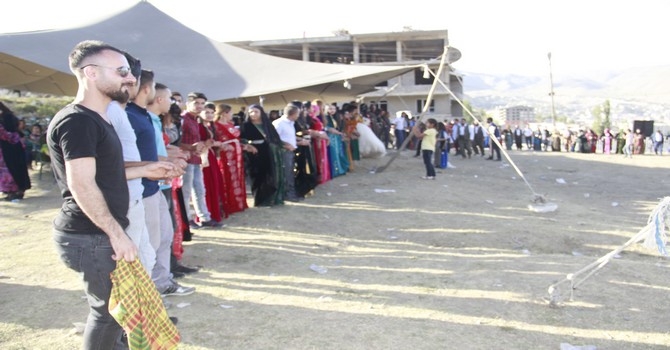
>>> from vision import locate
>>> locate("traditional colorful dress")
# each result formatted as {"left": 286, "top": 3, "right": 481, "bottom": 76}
{"left": 240, "top": 120, "right": 284, "bottom": 207}
{"left": 324, "top": 113, "right": 348, "bottom": 177}
{"left": 199, "top": 121, "right": 224, "bottom": 222}
{"left": 214, "top": 121, "right": 248, "bottom": 215}
{"left": 634, "top": 132, "right": 645, "bottom": 154}
{"left": 0, "top": 114, "right": 30, "bottom": 198}
{"left": 164, "top": 122, "right": 191, "bottom": 260}
{"left": 601, "top": 129, "right": 613, "bottom": 154}
{"left": 344, "top": 116, "right": 360, "bottom": 165}
{"left": 293, "top": 116, "right": 317, "bottom": 197}
{"left": 308, "top": 114, "right": 331, "bottom": 184}
{"left": 0, "top": 123, "right": 21, "bottom": 194}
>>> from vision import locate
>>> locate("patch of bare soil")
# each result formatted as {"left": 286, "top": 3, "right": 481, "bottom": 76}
{"left": 1, "top": 150, "right": 669, "bottom": 349}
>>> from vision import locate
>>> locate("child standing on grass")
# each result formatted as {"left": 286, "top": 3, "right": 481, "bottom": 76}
{"left": 412, "top": 118, "right": 438, "bottom": 180}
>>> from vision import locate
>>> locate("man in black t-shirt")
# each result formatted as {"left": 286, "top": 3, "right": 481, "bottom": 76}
{"left": 47, "top": 40, "right": 175, "bottom": 349}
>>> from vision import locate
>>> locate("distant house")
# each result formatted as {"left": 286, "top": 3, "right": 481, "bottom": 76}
{"left": 228, "top": 29, "right": 464, "bottom": 121}
{"left": 496, "top": 105, "right": 535, "bottom": 126}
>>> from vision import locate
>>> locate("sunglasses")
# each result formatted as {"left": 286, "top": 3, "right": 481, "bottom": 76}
{"left": 79, "top": 64, "right": 131, "bottom": 78}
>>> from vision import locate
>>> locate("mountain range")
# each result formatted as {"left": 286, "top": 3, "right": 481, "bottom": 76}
{"left": 460, "top": 65, "right": 670, "bottom": 125}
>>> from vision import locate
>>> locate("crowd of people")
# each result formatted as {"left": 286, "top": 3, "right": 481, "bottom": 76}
{"left": 495, "top": 124, "right": 667, "bottom": 156}
{"left": 396, "top": 116, "right": 503, "bottom": 178}
{"left": 7, "top": 38, "right": 668, "bottom": 349}
{"left": 39, "top": 39, "right": 398, "bottom": 349}
{"left": 156, "top": 100, "right": 364, "bottom": 209}
{"left": 409, "top": 119, "right": 669, "bottom": 159}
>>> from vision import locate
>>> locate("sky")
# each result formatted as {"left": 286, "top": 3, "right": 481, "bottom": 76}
{"left": 2, "top": 0, "right": 668, "bottom": 78}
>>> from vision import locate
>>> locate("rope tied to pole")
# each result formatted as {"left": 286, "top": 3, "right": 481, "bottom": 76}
{"left": 423, "top": 65, "right": 547, "bottom": 204}
{"left": 547, "top": 196, "right": 670, "bottom": 303}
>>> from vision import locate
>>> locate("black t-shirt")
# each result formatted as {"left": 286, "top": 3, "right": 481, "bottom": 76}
{"left": 47, "top": 104, "right": 130, "bottom": 233}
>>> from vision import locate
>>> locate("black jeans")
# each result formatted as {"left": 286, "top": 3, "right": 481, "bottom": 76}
{"left": 53, "top": 231, "right": 125, "bottom": 350}
{"left": 422, "top": 150, "right": 435, "bottom": 177}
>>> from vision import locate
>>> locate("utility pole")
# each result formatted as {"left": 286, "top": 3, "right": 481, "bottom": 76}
{"left": 547, "top": 52, "right": 556, "bottom": 126}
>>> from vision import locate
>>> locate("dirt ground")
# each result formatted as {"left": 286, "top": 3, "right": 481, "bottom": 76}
{"left": 1, "top": 149, "right": 669, "bottom": 350}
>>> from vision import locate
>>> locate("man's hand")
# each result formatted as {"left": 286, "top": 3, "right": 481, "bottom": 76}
{"left": 168, "top": 157, "right": 188, "bottom": 170}
{"left": 109, "top": 233, "right": 138, "bottom": 262}
{"left": 193, "top": 142, "right": 206, "bottom": 154}
{"left": 143, "top": 161, "right": 181, "bottom": 180}
{"left": 166, "top": 144, "right": 188, "bottom": 160}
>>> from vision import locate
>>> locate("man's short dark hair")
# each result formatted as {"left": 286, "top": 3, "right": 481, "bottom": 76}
{"left": 68, "top": 40, "right": 125, "bottom": 71}
{"left": 155, "top": 82, "right": 168, "bottom": 91}
{"left": 139, "top": 69, "right": 154, "bottom": 89}
{"left": 187, "top": 92, "right": 207, "bottom": 101}
{"left": 124, "top": 52, "right": 142, "bottom": 79}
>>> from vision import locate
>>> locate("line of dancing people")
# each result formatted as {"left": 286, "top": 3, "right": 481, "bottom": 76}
{"left": 174, "top": 98, "right": 387, "bottom": 211}
{"left": 41, "top": 41, "right": 393, "bottom": 349}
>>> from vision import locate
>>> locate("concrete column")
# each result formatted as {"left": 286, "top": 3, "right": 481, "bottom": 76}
{"left": 353, "top": 42, "right": 360, "bottom": 63}
{"left": 302, "top": 43, "right": 309, "bottom": 61}
{"left": 396, "top": 41, "right": 403, "bottom": 62}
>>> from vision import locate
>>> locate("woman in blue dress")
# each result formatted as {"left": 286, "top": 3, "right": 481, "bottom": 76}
{"left": 322, "top": 104, "right": 348, "bottom": 177}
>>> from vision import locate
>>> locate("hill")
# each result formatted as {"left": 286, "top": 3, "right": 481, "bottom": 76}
{"left": 461, "top": 65, "right": 670, "bottom": 125}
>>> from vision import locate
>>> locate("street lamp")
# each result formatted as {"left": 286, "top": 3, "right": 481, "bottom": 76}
{"left": 547, "top": 52, "right": 556, "bottom": 126}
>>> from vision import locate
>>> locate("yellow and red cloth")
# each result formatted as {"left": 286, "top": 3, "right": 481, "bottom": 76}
{"left": 109, "top": 259, "right": 180, "bottom": 350}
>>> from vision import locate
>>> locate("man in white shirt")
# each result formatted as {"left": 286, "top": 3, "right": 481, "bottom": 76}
{"left": 393, "top": 113, "right": 408, "bottom": 150}
{"left": 523, "top": 124, "right": 533, "bottom": 150}
{"left": 273, "top": 104, "right": 310, "bottom": 201}
{"left": 653, "top": 129, "right": 664, "bottom": 155}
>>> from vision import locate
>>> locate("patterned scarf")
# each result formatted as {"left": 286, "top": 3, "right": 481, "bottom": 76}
{"left": 109, "top": 259, "right": 180, "bottom": 349}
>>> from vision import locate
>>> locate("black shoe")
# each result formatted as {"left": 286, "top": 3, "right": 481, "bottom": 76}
{"left": 486, "top": 157, "right": 493, "bottom": 160}
{"left": 169, "top": 316, "right": 179, "bottom": 326}
{"left": 173, "top": 264, "right": 200, "bottom": 274}
{"left": 188, "top": 220, "right": 201, "bottom": 229}
{"left": 200, "top": 220, "right": 222, "bottom": 228}
{"left": 4, "top": 192, "right": 19, "bottom": 201}
{"left": 172, "top": 271, "right": 185, "bottom": 279}
{"left": 496, "top": 158, "right": 502, "bottom": 161}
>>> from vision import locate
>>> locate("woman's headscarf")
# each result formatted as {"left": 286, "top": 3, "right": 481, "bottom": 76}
{"left": 243, "top": 104, "right": 281, "bottom": 145}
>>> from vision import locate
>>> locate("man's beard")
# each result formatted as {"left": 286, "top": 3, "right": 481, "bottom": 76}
{"left": 107, "top": 89, "right": 130, "bottom": 104}
{"left": 104, "top": 83, "right": 133, "bottom": 104}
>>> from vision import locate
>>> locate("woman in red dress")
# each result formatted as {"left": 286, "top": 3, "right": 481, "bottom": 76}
{"left": 214, "top": 104, "right": 248, "bottom": 215}
{"left": 308, "top": 104, "right": 331, "bottom": 184}
{"left": 199, "top": 103, "right": 225, "bottom": 223}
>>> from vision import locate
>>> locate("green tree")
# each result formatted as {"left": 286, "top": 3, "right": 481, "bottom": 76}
{"left": 555, "top": 114, "right": 567, "bottom": 123}
{"left": 17, "top": 104, "right": 38, "bottom": 115}
{"left": 591, "top": 104, "right": 603, "bottom": 134}
{"left": 462, "top": 100, "right": 475, "bottom": 123}
{"left": 601, "top": 100, "right": 611, "bottom": 131}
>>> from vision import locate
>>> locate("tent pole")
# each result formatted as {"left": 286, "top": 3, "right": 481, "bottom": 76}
{"left": 374, "top": 46, "right": 449, "bottom": 173}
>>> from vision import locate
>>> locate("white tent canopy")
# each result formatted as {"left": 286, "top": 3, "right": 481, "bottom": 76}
{"left": 0, "top": 1, "right": 415, "bottom": 107}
